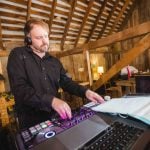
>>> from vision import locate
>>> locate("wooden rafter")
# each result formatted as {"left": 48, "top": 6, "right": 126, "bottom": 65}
{"left": 48, "top": 0, "right": 57, "bottom": 36}
{"left": 108, "top": 0, "right": 132, "bottom": 35}
{"left": 74, "top": 0, "right": 95, "bottom": 47}
{"left": 86, "top": 0, "right": 108, "bottom": 43}
{"left": 98, "top": 0, "right": 120, "bottom": 39}
{"left": 0, "top": 2, "right": 26, "bottom": 12}
{"left": 58, "top": 21, "right": 150, "bottom": 57}
{"left": 60, "top": 0, "right": 77, "bottom": 50}
{"left": 0, "top": 17, "right": 4, "bottom": 50}
{"left": 27, "top": 0, "right": 32, "bottom": 21}
{"left": 92, "top": 33, "right": 150, "bottom": 90}
{"left": 119, "top": 0, "right": 136, "bottom": 31}
{"left": 0, "top": 11, "right": 26, "bottom": 20}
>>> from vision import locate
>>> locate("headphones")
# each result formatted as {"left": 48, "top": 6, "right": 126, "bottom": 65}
{"left": 24, "top": 20, "right": 32, "bottom": 45}
{"left": 24, "top": 36, "right": 32, "bottom": 45}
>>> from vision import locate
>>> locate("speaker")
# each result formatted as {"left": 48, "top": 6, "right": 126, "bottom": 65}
{"left": 136, "top": 75, "right": 150, "bottom": 93}
{"left": 24, "top": 36, "right": 32, "bottom": 45}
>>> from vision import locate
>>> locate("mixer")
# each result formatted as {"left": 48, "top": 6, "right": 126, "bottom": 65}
{"left": 20, "top": 107, "right": 95, "bottom": 149}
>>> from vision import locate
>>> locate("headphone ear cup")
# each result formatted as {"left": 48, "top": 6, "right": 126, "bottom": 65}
{"left": 24, "top": 37, "right": 32, "bottom": 45}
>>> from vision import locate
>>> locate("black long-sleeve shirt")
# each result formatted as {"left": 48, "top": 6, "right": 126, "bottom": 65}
{"left": 7, "top": 46, "right": 87, "bottom": 128}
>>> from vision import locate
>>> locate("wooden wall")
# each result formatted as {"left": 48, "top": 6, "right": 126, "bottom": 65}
{"left": 60, "top": 54, "right": 88, "bottom": 82}
{"left": 120, "top": 0, "right": 150, "bottom": 71}
{"left": 103, "top": 0, "right": 150, "bottom": 73}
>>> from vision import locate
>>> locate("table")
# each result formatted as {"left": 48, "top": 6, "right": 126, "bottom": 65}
{"left": 115, "top": 78, "right": 136, "bottom": 96}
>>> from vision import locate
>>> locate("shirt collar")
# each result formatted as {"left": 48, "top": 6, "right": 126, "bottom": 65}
{"left": 25, "top": 46, "right": 51, "bottom": 59}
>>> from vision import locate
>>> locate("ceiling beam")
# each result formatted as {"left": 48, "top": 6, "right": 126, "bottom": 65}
{"left": 86, "top": 0, "right": 108, "bottom": 43}
{"left": 48, "top": 0, "right": 57, "bottom": 36}
{"left": 97, "top": 0, "right": 120, "bottom": 39}
{"left": 74, "top": 0, "right": 95, "bottom": 47}
{"left": 0, "top": 18, "right": 4, "bottom": 50}
{"left": 58, "top": 21, "right": 150, "bottom": 57}
{"left": 119, "top": 0, "right": 136, "bottom": 31}
{"left": 108, "top": 0, "right": 132, "bottom": 35}
{"left": 26, "top": 0, "right": 32, "bottom": 21}
{"left": 60, "top": 0, "right": 77, "bottom": 50}
{"left": 92, "top": 33, "right": 150, "bottom": 90}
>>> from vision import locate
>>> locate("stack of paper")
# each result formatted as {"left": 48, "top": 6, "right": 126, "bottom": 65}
{"left": 91, "top": 97, "right": 150, "bottom": 125}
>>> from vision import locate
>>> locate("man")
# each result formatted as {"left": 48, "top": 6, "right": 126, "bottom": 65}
{"left": 7, "top": 19, "right": 104, "bottom": 129}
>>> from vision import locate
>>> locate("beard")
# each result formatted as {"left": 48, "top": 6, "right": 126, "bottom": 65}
{"left": 40, "top": 44, "right": 49, "bottom": 52}
{"left": 32, "top": 43, "right": 49, "bottom": 53}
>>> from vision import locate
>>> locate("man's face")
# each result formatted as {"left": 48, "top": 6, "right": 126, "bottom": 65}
{"left": 30, "top": 25, "right": 49, "bottom": 53}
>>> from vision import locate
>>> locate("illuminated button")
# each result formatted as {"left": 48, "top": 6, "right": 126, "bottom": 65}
{"left": 35, "top": 124, "right": 42, "bottom": 131}
{"left": 40, "top": 122, "right": 47, "bottom": 128}
{"left": 44, "top": 131, "right": 56, "bottom": 138}
{"left": 45, "top": 120, "right": 53, "bottom": 127}
{"left": 29, "top": 127, "right": 37, "bottom": 135}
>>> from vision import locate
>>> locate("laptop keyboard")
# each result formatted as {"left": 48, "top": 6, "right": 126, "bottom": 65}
{"left": 79, "top": 121, "right": 144, "bottom": 150}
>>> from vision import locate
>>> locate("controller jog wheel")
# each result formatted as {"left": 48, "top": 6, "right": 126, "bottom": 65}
{"left": 44, "top": 131, "right": 56, "bottom": 138}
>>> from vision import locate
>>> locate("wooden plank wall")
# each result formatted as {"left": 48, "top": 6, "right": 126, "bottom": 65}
{"left": 120, "top": 0, "right": 150, "bottom": 71}
{"left": 107, "top": 0, "right": 150, "bottom": 72}
{"left": 60, "top": 54, "right": 88, "bottom": 82}
{"left": 103, "top": 0, "right": 150, "bottom": 73}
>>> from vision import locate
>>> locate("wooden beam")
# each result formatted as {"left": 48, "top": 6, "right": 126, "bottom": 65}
{"left": 48, "top": 0, "right": 57, "bottom": 36}
{"left": 0, "top": 50, "right": 9, "bottom": 57}
{"left": 2, "top": 26, "right": 23, "bottom": 31}
{"left": 98, "top": 0, "right": 120, "bottom": 39}
{"left": 82, "top": 49, "right": 89, "bottom": 82}
{"left": 86, "top": 0, "right": 108, "bottom": 43}
{"left": 85, "top": 50, "right": 93, "bottom": 86}
{"left": 74, "top": 0, "right": 95, "bottom": 47}
{"left": 0, "top": 2, "right": 26, "bottom": 12}
{"left": 27, "top": 0, "right": 32, "bottom": 21}
{"left": 1, "top": 19, "right": 24, "bottom": 25}
{"left": 119, "top": 0, "right": 136, "bottom": 31}
{"left": 58, "top": 21, "right": 150, "bottom": 57}
{"left": 60, "top": 0, "right": 77, "bottom": 50}
{"left": 0, "top": 11, "right": 26, "bottom": 20}
{"left": 0, "top": 18, "right": 4, "bottom": 50}
{"left": 108, "top": 0, "right": 132, "bottom": 35}
{"left": 92, "top": 33, "right": 150, "bottom": 90}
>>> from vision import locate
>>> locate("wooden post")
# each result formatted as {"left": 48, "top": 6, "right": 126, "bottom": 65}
{"left": 0, "top": 17, "right": 4, "bottom": 50}
{"left": 26, "top": 0, "right": 32, "bottom": 21}
{"left": 85, "top": 50, "right": 93, "bottom": 86}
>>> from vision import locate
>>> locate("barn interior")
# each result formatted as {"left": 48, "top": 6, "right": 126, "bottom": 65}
{"left": 0, "top": 0, "right": 149, "bottom": 150}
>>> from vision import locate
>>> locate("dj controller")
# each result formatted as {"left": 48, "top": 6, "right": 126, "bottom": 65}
{"left": 16, "top": 105, "right": 149, "bottom": 150}
{"left": 19, "top": 107, "right": 95, "bottom": 149}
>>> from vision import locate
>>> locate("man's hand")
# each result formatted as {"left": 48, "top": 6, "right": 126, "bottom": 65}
{"left": 85, "top": 89, "right": 104, "bottom": 103}
{"left": 51, "top": 97, "right": 72, "bottom": 119}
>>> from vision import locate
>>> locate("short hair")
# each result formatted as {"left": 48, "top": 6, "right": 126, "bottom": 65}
{"left": 24, "top": 18, "right": 49, "bottom": 36}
